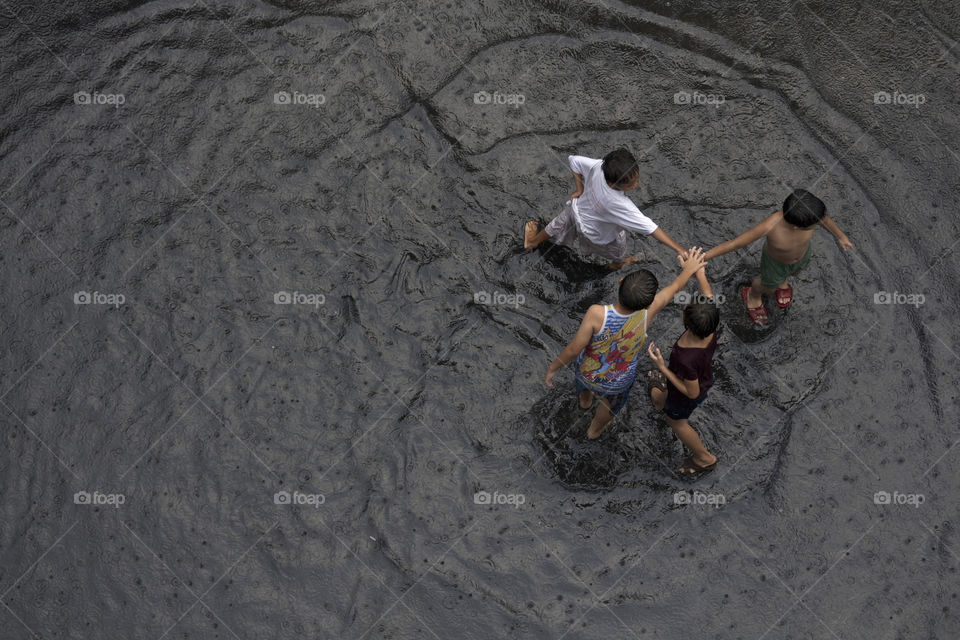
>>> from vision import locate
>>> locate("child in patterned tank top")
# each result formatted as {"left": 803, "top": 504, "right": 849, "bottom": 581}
{"left": 545, "top": 248, "right": 707, "bottom": 439}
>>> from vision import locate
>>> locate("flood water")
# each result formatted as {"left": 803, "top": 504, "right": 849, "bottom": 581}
{"left": 1, "top": 1, "right": 959, "bottom": 638}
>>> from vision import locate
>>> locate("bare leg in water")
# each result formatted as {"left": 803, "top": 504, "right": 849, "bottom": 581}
{"left": 648, "top": 373, "right": 716, "bottom": 472}
{"left": 586, "top": 396, "right": 616, "bottom": 439}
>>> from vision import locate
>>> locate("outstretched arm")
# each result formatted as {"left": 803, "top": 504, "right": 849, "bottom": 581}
{"left": 646, "top": 247, "right": 707, "bottom": 325}
{"left": 651, "top": 227, "right": 685, "bottom": 256}
{"left": 545, "top": 305, "right": 603, "bottom": 386}
{"left": 819, "top": 215, "right": 853, "bottom": 251}
{"left": 703, "top": 211, "right": 781, "bottom": 261}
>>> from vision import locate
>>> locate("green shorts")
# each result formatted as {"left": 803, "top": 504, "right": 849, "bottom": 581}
{"left": 760, "top": 243, "right": 811, "bottom": 289}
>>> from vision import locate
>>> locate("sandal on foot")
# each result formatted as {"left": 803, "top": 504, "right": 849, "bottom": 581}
{"left": 676, "top": 456, "right": 717, "bottom": 476}
{"left": 646, "top": 370, "right": 667, "bottom": 394}
{"left": 740, "top": 286, "right": 768, "bottom": 326}
{"left": 775, "top": 284, "right": 793, "bottom": 308}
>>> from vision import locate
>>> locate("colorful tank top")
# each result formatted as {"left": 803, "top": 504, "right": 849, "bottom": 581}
{"left": 576, "top": 306, "right": 647, "bottom": 393}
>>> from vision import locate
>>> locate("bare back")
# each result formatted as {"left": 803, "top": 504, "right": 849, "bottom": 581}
{"left": 764, "top": 212, "right": 815, "bottom": 264}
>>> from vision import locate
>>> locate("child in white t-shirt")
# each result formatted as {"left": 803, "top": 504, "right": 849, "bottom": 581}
{"left": 524, "top": 149, "right": 684, "bottom": 270}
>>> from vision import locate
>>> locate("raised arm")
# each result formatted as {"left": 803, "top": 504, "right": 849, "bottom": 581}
{"left": 694, "top": 266, "right": 713, "bottom": 299}
{"left": 646, "top": 247, "right": 706, "bottom": 325}
{"left": 818, "top": 214, "right": 853, "bottom": 251}
{"left": 651, "top": 227, "right": 685, "bottom": 256}
{"left": 703, "top": 211, "right": 781, "bottom": 261}
{"left": 545, "top": 305, "right": 604, "bottom": 386}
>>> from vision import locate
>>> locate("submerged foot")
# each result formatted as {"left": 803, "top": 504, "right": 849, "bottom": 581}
{"left": 586, "top": 418, "right": 612, "bottom": 440}
{"left": 579, "top": 389, "right": 594, "bottom": 409}
{"left": 677, "top": 455, "right": 718, "bottom": 476}
{"left": 608, "top": 254, "right": 640, "bottom": 270}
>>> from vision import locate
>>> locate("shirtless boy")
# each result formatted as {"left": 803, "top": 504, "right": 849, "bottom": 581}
{"left": 703, "top": 189, "right": 852, "bottom": 325}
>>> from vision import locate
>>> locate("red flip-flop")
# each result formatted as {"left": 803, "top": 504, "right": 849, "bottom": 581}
{"left": 775, "top": 284, "right": 793, "bottom": 308}
{"left": 740, "top": 286, "right": 768, "bottom": 326}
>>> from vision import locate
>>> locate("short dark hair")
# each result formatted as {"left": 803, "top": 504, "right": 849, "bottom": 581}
{"left": 683, "top": 302, "right": 720, "bottom": 339}
{"left": 618, "top": 269, "right": 658, "bottom": 312}
{"left": 782, "top": 189, "right": 826, "bottom": 227}
{"left": 602, "top": 148, "right": 639, "bottom": 188}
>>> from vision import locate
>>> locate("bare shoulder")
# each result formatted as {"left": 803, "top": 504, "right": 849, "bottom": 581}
{"left": 760, "top": 210, "right": 783, "bottom": 232}
{"left": 578, "top": 303, "right": 604, "bottom": 328}
{"left": 585, "top": 304, "right": 606, "bottom": 325}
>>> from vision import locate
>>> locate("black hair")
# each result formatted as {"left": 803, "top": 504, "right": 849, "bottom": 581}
{"left": 618, "top": 269, "right": 658, "bottom": 312}
{"left": 602, "top": 148, "right": 639, "bottom": 188}
{"left": 683, "top": 302, "right": 720, "bottom": 339}
{"left": 782, "top": 188, "right": 826, "bottom": 228}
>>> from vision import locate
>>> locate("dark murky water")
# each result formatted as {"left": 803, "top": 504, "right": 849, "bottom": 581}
{"left": 2, "top": 1, "right": 959, "bottom": 638}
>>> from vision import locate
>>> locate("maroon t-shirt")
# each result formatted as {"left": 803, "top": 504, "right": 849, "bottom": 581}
{"left": 666, "top": 332, "right": 718, "bottom": 405}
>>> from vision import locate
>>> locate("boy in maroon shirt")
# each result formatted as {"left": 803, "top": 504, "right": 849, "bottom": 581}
{"left": 646, "top": 263, "right": 720, "bottom": 476}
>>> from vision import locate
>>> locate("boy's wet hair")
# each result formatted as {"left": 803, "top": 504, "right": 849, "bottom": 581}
{"left": 782, "top": 188, "right": 826, "bottom": 228}
{"left": 602, "top": 148, "right": 639, "bottom": 188}
{"left": 683, "top": 302, "right": 720, "bottom": 339}
{"left": 619, "top": 269, "right": 658, "bottom": 312}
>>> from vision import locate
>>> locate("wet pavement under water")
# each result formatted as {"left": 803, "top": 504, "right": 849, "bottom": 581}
{"left": 1, "top": 1, "right": 959, "bottom": 638}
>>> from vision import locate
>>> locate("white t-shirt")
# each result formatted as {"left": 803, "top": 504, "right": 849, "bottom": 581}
{"left": 568, "top": 155, "right": 658, "bottom": 245}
